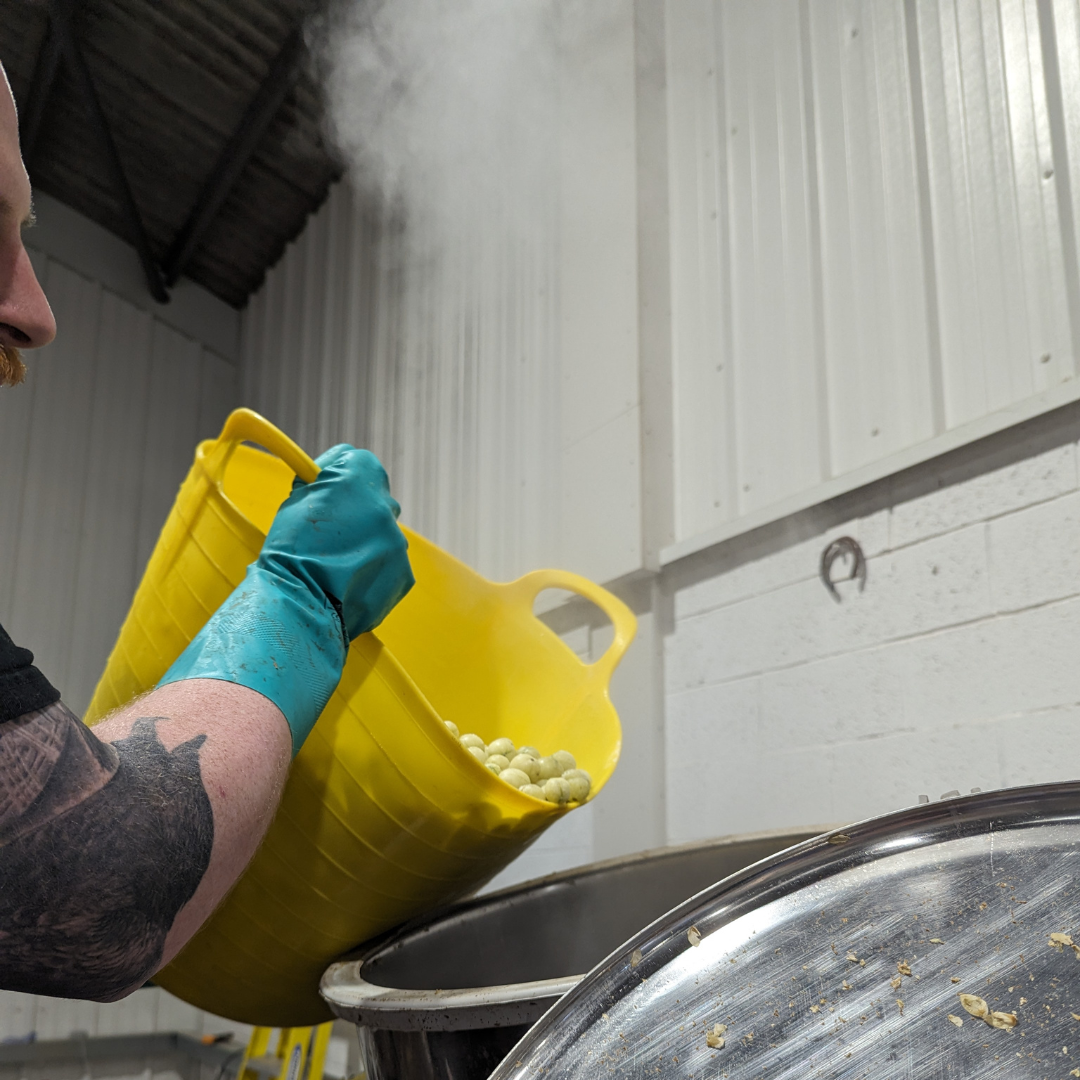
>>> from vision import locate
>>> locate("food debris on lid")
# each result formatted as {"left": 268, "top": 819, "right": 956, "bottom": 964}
{"left": 959, "top": 994, "right": 989, "bottom": 1020}
{"left": 705, "top": 1024, "right": 726, "bottom": 1049}
{"left": 890, "top": 976, "right": 902, "bottom": 990}
{"left": 845, "top": 951, "right": 859, "bottom": 963}
{"left": 1051, "top": 933, "right": 1075, "bottom": 948}
{"left": 896, "top": 999, "right": 904, "bottom": 1015}
{"left": 827, "top": 834, "right": 851, "bottom": 845}
{"left": 950, "top": 977, "right": 961, "bottom": 983}
{"left": 955, "top": 994, "right": 1015, "bottom": 1032}
{"left": 687, "top": 926, "right": 702, "bottom": 947}
{"left": 930, "top": 938, "right": 944, "bottom": 944}
{"left": 897, "top": 961, "right": 913, "bottom": 976}
{"left": 630, "top": 949, "right": 642, "bottom": 968}
{"left": 947, "top": 1014, "right": 964, "bottom": 1028}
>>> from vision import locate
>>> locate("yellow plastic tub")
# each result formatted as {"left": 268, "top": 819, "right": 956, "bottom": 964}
{"left": 85, "top": 409, "right": 636, "bottom": 1025}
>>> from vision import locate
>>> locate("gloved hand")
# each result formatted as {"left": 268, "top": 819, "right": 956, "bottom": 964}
{"left": 158, "top": 446, "right": 414, "bottom": 754}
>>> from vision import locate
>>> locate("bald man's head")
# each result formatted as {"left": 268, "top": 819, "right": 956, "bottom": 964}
{"left": 0, "top": 61, "right": 55, "bottom": 385}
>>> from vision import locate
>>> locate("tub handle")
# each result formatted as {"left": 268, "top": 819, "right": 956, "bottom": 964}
{"left": 210, "top": 412, "right": 636, "bottom": 680}
{"left": 505, "top": 569, "right": 637, "bottom": 681}
{"left": 214, "top": 408, "right": 321, "bottom": 484}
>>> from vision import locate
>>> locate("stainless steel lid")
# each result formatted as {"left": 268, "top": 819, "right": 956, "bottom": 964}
{"left": 490, "top": 782, "right": 1080, "bottom": 1079}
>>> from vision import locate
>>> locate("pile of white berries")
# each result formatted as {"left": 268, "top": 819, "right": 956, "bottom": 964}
{"left": 444, "top": 721, "right": 591, "bottom": 804}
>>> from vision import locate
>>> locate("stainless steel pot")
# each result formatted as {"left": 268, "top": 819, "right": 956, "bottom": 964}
{"left": 320, "top": 828, "right": 822, "bottom": 1080}
{"left": 490, "top": 782, "right": 1080, "bottom": 1079}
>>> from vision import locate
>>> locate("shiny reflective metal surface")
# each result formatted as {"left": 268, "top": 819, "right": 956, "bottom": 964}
{"left": 321, "top": 828, "right": 821, "bottom": 1080}
{"left": 491, "top": 783, "right": 1080, "bottom": 1080}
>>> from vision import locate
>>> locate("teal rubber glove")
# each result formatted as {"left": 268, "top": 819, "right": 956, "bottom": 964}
{"left": 158, "top": 445, "right": 414, "bottom": 754}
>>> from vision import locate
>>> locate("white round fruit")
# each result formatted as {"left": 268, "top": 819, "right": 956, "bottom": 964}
{"left": 485, "top": 759, "right": 502, "bottom": 774}
{"left": 520, "top": 783, "right": 545, "bottom": 799}
{"left": 467, "top": 745, "right": 488, "bottom": 763}
{"left": 486, "top": 737, "right": 515, "bottom": 758}
{"left": 460, "top": 733, "right": 485, "bottom": 750}
{"left": 444, "top": 720, "right": 460, "bottom": 739}
{"left": 499, "top": 768, "right": 531, "bottom": 789}
{"left": 543, "top": 777, "right": 571, "bottom": 803}
{"left": 553, "top": 749, "right": 576, "bottom": 773}
{"left": 517, "top": 745, "right": 541, "bottom": 760}
{"left": 565, "top": 775, "right": 590, "bottom": 801}
{"left": 509, "top": 755, "right": 542, "bottom": 782}
{"left": 538, "top": 756, "right": 561, "bottom": 781}
{"left": 486, "top": 754, "right": 510, "bottom": 771}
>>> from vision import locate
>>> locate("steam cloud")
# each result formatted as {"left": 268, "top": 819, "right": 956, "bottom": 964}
{"left": 313, "top": 0, "right": 620, "bottom": 577}
{"left": 321, "top": 0, "right": 562, "bottom": 252}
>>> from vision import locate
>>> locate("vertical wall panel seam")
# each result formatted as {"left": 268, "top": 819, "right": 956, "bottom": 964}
{"left": 54, "top": 272, "right": 103, "bottom": 687}
{"left": 123, "top": 309, "right": 156, "bottom": 647}
{"left": 636, "top": 0, "right": 676, "bottom": 569}
{"left": 1, "top": 254, "right": 44, "bottom": 616}
{"left": 714, "top": 1, "right": 740, "bottom": 523}
{"left": 320, "top": 189, "right": 345, "bottom": 449}
{"left": 68, "top": 287, "right": 121, "bottom": 698}
{"left": 341, "top": 187, "right": 365, "bottom": 447}
{"left": 127, "top": 307, "right": 155, "bottom": 602}
{"left": 267, "top": 252, "right": 286, "bottom": 428}
{"left": 904, "top": 0, "right": 948, "bottom": 434}
{"left": 993, "top": 0, "right": 1039, "bottom": 377}
{"left": 798, "top": 0, "right": 833, "bottom": 482}
{"left": 1037, "top": 0, "right": 1080, "bottom": 375}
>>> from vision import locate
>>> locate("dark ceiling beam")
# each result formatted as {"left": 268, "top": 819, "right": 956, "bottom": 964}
{"left": 18, "top": 0, "right": 75, "bottom": 161}
{"left": 161, "top": 28, "right": 304, "bottom": 288}
{"left": 60, "top": 27, "right": 169, "bottom": 303}
{"left": 30, "top": 0, "right": 168, "bottom": 303}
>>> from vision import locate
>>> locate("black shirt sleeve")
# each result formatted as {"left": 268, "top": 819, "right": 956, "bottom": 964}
{"left": 0, "top": 621, "right": 61, "bottom": 723}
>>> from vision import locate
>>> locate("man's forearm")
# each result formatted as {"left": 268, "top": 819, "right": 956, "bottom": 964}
{"left": 0, "top": 680, "right": 291, "bottom": 1000}
{"left": 136, "top": 680, "right": 292, "bottom": 972}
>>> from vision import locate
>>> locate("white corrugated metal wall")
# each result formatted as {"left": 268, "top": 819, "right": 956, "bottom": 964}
{"left": 660, "top": 0, "right": 1080, "bottom": 856}
{"left": 0, "top": 250, "right": 237, "bottom": 714}
{"left": 665, "top": 0, "right": 1080, "bottom": 559}
{"left": 242, "top": 0, "right": 1080, "bottom": 587}
{"left": 242, "top": 182, "right": 563, "bottom": 584}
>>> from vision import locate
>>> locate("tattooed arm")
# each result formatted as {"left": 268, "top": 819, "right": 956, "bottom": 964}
{"left": 0, "top": 679, "right": 290, "bottom": 1001}
{"left": 0, "top": 447, "right": 412, "bottom": 1001}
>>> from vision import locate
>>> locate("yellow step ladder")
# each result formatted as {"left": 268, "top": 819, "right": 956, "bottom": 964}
{"left": 234, "top": 1023, "right": 334, "bottom": 1080}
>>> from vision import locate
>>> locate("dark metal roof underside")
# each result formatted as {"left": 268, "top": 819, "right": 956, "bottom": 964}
{"left": 1, "top": 0, "right": 341, "bottom": 308}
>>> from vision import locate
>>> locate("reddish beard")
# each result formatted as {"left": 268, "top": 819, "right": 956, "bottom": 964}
{"left": 0, "top": 342, "right": 26, "bottom": 387}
